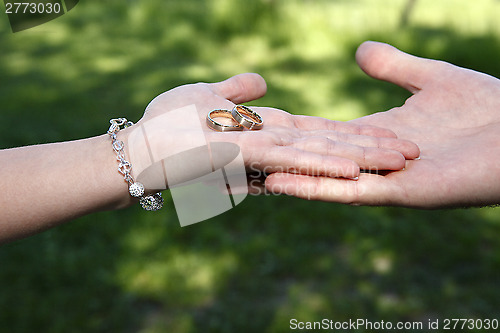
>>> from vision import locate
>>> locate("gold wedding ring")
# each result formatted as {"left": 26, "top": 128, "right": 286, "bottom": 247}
{"left": 206, "top": 106, "right": 264, "bottom": 132}
{"left": 231, "top": 105, "right": 264, "bottom": 130}
{"left": 206, "top": 109, "right": 244, "bottom": 132}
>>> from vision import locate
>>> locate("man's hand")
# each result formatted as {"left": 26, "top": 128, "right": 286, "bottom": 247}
{"left": 266, "top": 42, "right": 500, "bottom": 208}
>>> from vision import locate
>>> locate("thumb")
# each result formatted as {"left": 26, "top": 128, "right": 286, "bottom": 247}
{"left": 209, "top": 73, "right": 267, "bottom": 105}
{"left": 355, "top": 41, "right": 441, "bottom": 94}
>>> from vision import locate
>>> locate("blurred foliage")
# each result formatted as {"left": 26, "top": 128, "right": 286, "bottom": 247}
{"left": 1, "top": 0, "right": 500, "bottom": 332}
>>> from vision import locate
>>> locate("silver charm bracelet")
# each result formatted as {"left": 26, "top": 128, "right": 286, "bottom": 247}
{"left": 107, "top": 118, "right": 164, "bottom": 211}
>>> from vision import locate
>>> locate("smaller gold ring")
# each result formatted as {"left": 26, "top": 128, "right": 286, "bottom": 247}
{"left": 231, "top": 105, "right": 264, "bottom": 130}
{"left": 206, "top": 109, "right": 243, "bottom": 132}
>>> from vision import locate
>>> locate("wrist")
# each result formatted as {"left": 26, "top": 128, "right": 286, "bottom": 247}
{"left": 91, "top": 134, "right": 137, "bottom": 211}
{"left": 106, "top": 118, "right": 164, "bottom": 211}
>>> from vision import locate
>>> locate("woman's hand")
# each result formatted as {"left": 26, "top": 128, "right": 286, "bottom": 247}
{"left": 126, "top": 73, "right": 419, "bottom": 190}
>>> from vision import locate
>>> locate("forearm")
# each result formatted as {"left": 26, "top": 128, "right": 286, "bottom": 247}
{"left": 0, "top": 134, "right": 133, "bottom": 243}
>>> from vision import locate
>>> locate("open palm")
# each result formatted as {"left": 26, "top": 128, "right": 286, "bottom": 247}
{"left": 130, "top": 73, "right": 419, "bottom": 190}
{"left": 266, "top": 42, "right": 500, "bottom": 208}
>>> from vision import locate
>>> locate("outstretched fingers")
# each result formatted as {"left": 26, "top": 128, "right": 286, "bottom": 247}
{"left": 299, "top": 130, "right": 420, "bottom": 160}
{"left": 249, "top": 146, "right": 361, "bottom": 180}
{"left": 289, "top": 137, "right": 408, "bottom": 170}
{"left": 264, "top": 172, "right": 404, "bottom": 205}
{"left": 252, "top": 107, "right": 420, "bottom": 160}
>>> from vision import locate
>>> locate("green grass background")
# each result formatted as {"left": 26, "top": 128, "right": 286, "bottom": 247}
{"left": 1, "top": 0, "right": 500, "bottom": 332}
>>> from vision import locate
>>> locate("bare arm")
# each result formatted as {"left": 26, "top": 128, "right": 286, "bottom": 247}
{"left": 0, "top": 135, "right": 132, "bottom": 243}
{"left": 0, "top": 72, "right": 419, "bottom": 243}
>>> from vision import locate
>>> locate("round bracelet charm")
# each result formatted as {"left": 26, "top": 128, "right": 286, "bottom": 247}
{"left": 140, "top": 193, "right": 164, "bottom": 211}
{"left": 129, "top": 182, "right": 145, "bottom": 198}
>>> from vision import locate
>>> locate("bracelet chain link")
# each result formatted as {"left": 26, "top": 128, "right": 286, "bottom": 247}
{"left": 107, "top": 118, "right": 164, "bottom": 211}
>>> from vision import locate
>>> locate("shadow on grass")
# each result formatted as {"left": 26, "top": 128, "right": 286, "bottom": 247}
{"left": 109, "top": 196, "right": 500, "bottom": 332}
